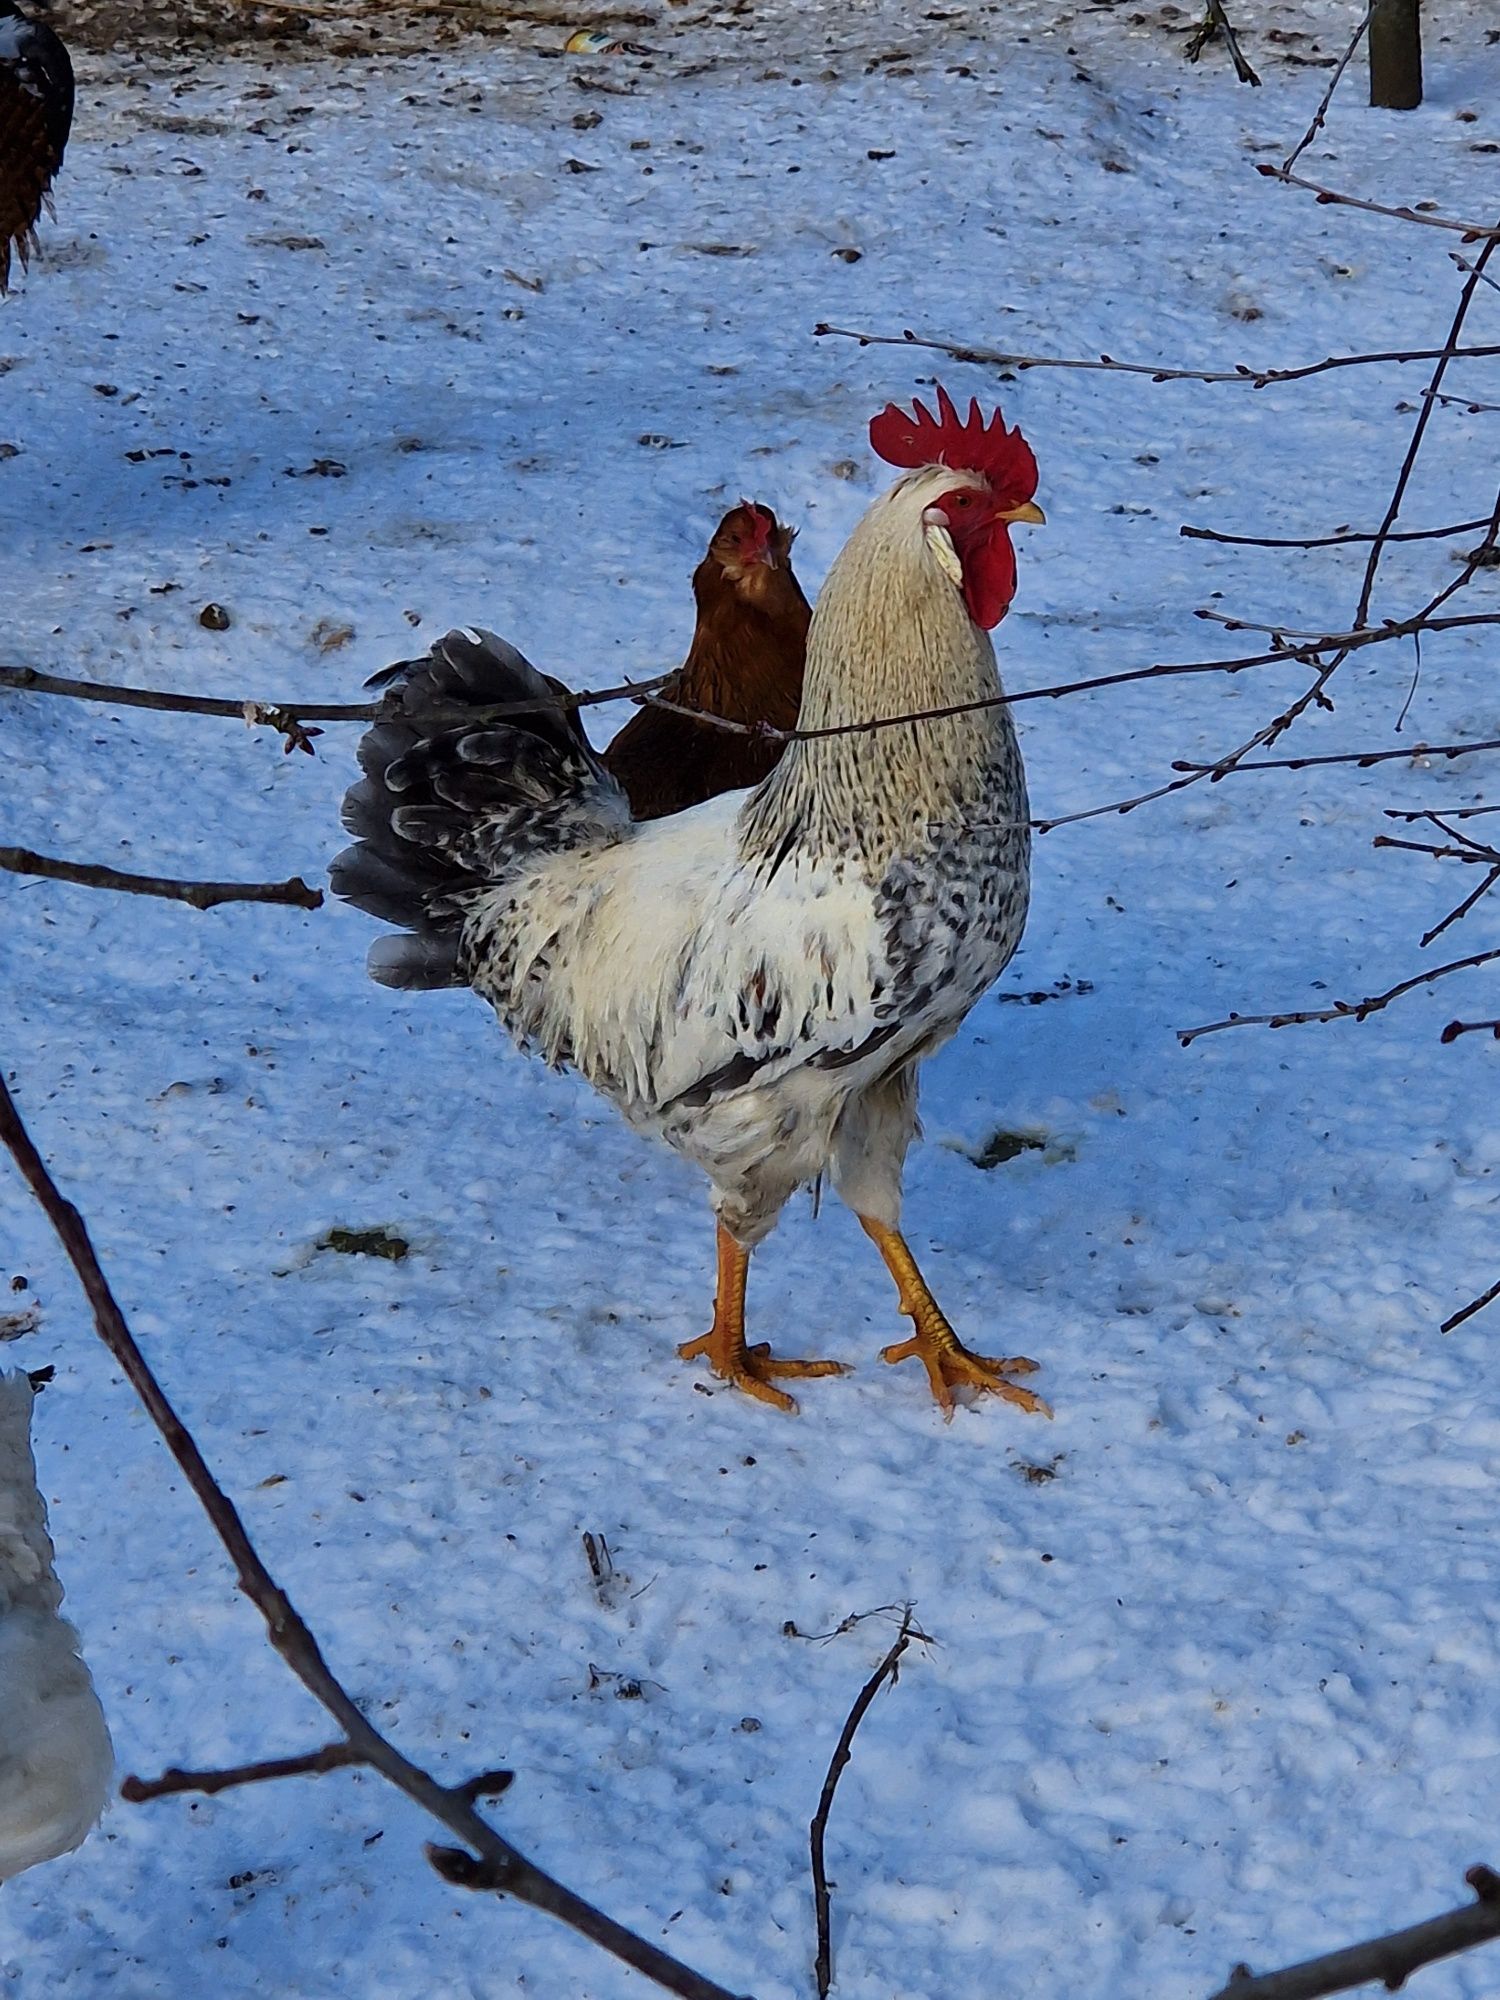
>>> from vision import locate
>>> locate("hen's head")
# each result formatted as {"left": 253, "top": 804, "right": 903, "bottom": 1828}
{"left": 707, "top": 501, "right": 795, "bottom": 585}
{"left": 869, "top": 387, "right": 1043, "bottom": 630}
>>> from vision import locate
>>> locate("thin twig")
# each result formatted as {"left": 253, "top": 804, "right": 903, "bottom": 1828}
{"left": 809, "top": 1607, "right": 925, "bottom": 2000}
{"left": 124, "top": 1746, "right": 514, "bottom": 1804}
{"left": 1165, "top": 248, "right": 1500, "bottom": 819}
{"left": 0, "top": 846, "right": 323, "bottom": 912}
{"left": 1255, "top": 165, "right": 1500, "bottom": 243}
{"left": 1208, "top": 1864, "right": 1500, "bottom": 1999}
{"left": 1428, "top": 390, "right": 1500, "bottom": 416}
{"left": 0, "top": 1077, "right": 750, "bottom": 2000}
{"left": 1178, "top": 946, "right": 1500, "bottom": 1045}
{"left": 0, "top": 661, "right": 678, "bottom": 751}
{"left": 1352, "top": 243, "right": 1497, "bottom": 631}
{"left": 784, "top": 1605, "right": 907, "bottom": 1644}
{"left": 1450, "top": 251, "right": 1500, "bottom": 299}
{"left": 122, "top": 1743, "right": 362, "bottom": 1801}
{"left": 1179, "top": 516, "right": 1491, "bottom": 551}
{"left": 1441, "top": 1018, "right": 1500, "bottom": 1045}
{"left": 1, "top": 603, "right": 1495, "bottom": 766}
{"left": 1389, "top": 804, "right": 1500, "bottom": 822}
{"left": 1407, "top": 486, "right": 1500, "bottom": 624}
{"left": 1441, "top": 1276, "right": 1500, "bottom": 1333}
{"left": 811, "top": 322, "right": 1500, "bottom": 388}
{"left": 1193, "top": 610, "right": 1498, "bottom": 645}
{"left": 0, "top": 629, "right": 1423, "bottom": 749}
{"left": 1281, "top": 2, "right": 1374, "bottom": 172}
{"left": 588, "top": 608, "right": 1497, "bottom": 746}
{"left": 1371, "top": 837, "right": 1476, "bottom": 862}
{"left": 1420, "top": 865, "right": 1500, "bottom": 949}
{"left": 1172, "top": 734, "right": 1500, "bottom": 777}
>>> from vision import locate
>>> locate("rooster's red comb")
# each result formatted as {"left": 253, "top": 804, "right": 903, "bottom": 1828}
{"left": 869, "top": 385, "right": 1038, "bottom": 500}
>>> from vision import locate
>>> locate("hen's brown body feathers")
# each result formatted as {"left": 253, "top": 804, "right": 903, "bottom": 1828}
{"left": 603, "top": 503, "right": 810, "bottom": 821}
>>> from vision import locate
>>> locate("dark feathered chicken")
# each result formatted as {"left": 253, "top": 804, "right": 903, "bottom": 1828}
{"left": 602, "top": 502, "right": 810, "bottom": 821}
{"left": 0, "top": 1, "right": 73, "bottom": 295}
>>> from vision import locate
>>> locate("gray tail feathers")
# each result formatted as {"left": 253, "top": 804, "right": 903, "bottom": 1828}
{"left": 331, "top": 627, "right": 629, "bottom": 991}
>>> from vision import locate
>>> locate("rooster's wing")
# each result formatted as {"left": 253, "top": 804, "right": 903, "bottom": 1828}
{"left": 465, "top": 791, "right": 901, "bottom": 1119}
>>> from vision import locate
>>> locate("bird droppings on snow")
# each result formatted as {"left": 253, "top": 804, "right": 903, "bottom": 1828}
{"left": 316, "top": 1226, "right": 411, "bottom": 1263}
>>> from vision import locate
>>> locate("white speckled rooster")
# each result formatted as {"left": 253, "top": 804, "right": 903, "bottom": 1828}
{"left": 334, "top": 389, "right": 1048, "bottom": 1417}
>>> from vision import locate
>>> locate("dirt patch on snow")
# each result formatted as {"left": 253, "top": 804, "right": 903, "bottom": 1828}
{"left": 48, "top": 0, "right": 655, "bottom": 56}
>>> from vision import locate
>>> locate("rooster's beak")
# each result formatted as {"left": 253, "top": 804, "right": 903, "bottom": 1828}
{"left": 998, "top": 500, "right": 1046, "bottom": 527}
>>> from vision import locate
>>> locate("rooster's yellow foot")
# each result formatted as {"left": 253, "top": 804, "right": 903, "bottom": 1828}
{"left": 677, "top": 1329, "right": 847, "bottom": 1412}
{"left": 858, "top": 1216, "right": 1050, "bottom": 1420}
{"left": 881, "top": 1317, "right": 1050, "bottom": 1420}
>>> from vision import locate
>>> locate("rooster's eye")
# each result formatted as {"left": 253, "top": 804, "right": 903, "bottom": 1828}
{"left": 952, "top": 494, "right": 972, "bottom": 509}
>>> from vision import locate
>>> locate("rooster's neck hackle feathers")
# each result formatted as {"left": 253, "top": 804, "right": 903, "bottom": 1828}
{"left": 745, "top": 466, "right": 1020, "bottom": 872}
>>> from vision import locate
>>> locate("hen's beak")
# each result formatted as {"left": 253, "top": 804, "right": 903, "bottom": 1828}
{"left": 998, "top": 500, "right": 1046, "bottom": 527}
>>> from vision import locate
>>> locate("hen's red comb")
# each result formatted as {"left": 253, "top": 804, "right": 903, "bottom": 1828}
{"left": 869, "top": 385, "right": 1038, "bottom": 499}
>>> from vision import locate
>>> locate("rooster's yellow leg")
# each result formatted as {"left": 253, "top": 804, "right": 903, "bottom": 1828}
{"left": 859, "top": 1217, "right": 1051, "bottom": 1420}
{"left": 678, "top": 1224, "right": 848, "bottom": 1412}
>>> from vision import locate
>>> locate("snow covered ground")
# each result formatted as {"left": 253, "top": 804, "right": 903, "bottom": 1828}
{"left": 4, "top": 2, "right": 1500, "bottom": 1994}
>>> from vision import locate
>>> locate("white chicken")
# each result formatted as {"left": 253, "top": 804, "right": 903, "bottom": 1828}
{"left": 0, "top": 1370, "right": 112, "bottom": 1882}
{"left": 334, "top": 389, "right": 1049, "bottom": 1416}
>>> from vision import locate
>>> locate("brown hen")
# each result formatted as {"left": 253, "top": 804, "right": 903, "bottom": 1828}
{"left": 603, "top": 502, "right": 810, "bottom": 821}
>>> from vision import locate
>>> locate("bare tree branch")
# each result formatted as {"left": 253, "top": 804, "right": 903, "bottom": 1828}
{"left": 1192, "top": 609, "right": 1498, "bottom": 645}
{"left": 1351, "top": 247, "right": 1497, "bottom": 632}
{"left": 1208, "top": 1864, "right": 1500, "bottom": 1999}
{"left": 1450, "top": 251, "right": 1500, "bottom": 299}
{"left": 7, "top": 623, "right": 1477, "bottom": 752}
{"left": 0, "top": 661, "right": 679, "bottom": 752}
{"left": 123, "top": 1745, "right": 514, "bottom": 1805}
{"left": 1440, "top": 1275, "right": 1500, "bottom": 1333}
{"left": 1419, "top": 864, "right": 1500, "bottom": 948}
{"left": 1369, "top": 815, "right": 1500, "bottom": 947}
{"left": 1440, "top": 1018, "right": 1500, "bottom": 1046}
{"left": 0, "top": 1075, "right": 751, "bottom": 2000}
{"left": 0, "top": 846, "right": 323, "bottom": 912}
{"left": 1155, "top": 258, "right": 1500, "bottom": 832}
{"left": 1172, "top": 734, "right": 1500, "bottom": 777}
{"left": 1427, "top": 390, "right": 1500, "bottom": 416}
{"left": 607, "top": 609, "right": 1500, "bottom": 749}
{"left": 1390, "top": 803, "right": 1500, "bottom": 822}
{"left": 1178, "top": 946, "right": 1500, "bottom": 1045}
{"left": 1281, "top": 2, "right": 1375, "bottom": 172}
{"left": 809, "top": 1608, "right": 928, "bottom": 2000}
{"left": 122, "top": 1743, "right": 362, "bottom": 1801}
{"left": 1255, "top": 165, "right": 1500, "bottom": 243}
{"left": 1179, "top": 516, "right": 1491, "bottom": 551}
{"left": 812, "top": 322, "right": 1500, "bottom": 388}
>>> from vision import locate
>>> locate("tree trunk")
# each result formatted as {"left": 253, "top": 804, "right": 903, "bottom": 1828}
{"left": 1369, "top": 0, "right": 1422, "bottom": 111}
